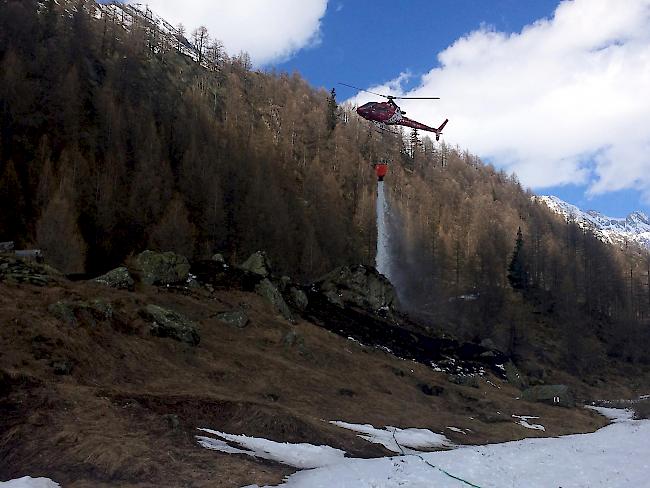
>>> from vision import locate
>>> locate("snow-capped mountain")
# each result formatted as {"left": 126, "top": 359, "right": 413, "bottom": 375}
{"left": 537, "top": 195, "right": 650, "bottom": 250}
{"left": 93, "top": 2, "right": 203, "bottom": 64}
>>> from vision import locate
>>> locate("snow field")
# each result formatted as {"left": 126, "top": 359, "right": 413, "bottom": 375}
{"left": 0, "top": 478, "right": 60, "bottom": 488}
{"left": 230, "top": 408, "right": 650, "bottom": 487}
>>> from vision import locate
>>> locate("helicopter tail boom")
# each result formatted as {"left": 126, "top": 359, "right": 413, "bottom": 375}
{"left": 398, "top": 117, "right": 448, "bottom": 139}
{"left": 435, "top": 119, "right": 448, "bottom": 141}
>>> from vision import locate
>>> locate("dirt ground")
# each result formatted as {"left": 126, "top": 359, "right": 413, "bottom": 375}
{"left": 0, "top": 278, "right": 640, "bottom": 487}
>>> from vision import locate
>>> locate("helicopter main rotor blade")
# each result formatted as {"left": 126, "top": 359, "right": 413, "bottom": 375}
{"left": 391, "top": 96, "right": 441, "bottom": 100}
{"left": 339, "top": 83, "right": 441, "bottom": 101}
{"left": 338, "top": 82, "right": 391, "bottom": 99}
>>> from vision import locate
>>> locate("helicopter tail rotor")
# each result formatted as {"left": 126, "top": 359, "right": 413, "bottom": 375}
{"left": 435, "top": 119, "right": 449, "bottom": 141}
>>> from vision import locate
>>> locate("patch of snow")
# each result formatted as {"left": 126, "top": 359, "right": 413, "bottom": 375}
{"left": 586, "top": 406, "right": 635, "bottom": 422}
{"left": 428, "top": 357, "right": 485, "bottom": 376}
{"left": 639, "top": 394, "right": 649, "bottom": 400}
{"left": 253, "top": 411, "right": 650, "bottom": 488}
{"left": 429, "top": 361, "right": 444, "bottom": 372}
{"left": 446, "top": 427, "right": 467, "bottom": 435}
{"left": 196, "top": 437, "right": 253, "bottom": 456}
{"left": 521, "top": 421, "right": 545, "bottom": 431}
{"left": 330, "top": 421, "right": 453, "bottom": 454}
{"left": 512, "top": 415, "right": 545, "bottom": 431}
{"left": 196, "top": 428, "right": 346, "bottom": 469}
{"left": 0, "top": 478, "right": 60, "bottom": 488}
{"left": 457, "top": 293, "right": 479, "bottom": 301}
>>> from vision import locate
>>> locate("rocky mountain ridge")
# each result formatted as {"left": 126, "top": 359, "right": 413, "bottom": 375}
{"left": 537, "top": 195, "right": 650, "bottom": 250}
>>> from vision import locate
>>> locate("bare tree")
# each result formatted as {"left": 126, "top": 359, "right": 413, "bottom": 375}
{"left": 175, "top": 23, "right": 185, "bottom": 50}
{"left": 192, "top": 26, "right": 209, "bottom": 64}
{"left": 205, "top": 39, "right": 225, "bottom": 67}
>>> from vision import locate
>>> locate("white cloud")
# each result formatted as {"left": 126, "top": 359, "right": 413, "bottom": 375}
{"left": 588, "top": 142, "right": 650, "bottom": 200}
{"left": 127, "top": 0, "right": 328, "bottom": 66}
{"left": 351, "top": 0, "right": 650, "bottom": 199}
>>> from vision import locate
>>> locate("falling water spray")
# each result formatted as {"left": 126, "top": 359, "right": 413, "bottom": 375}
{"left": 376, "top": 180, "right": 390, "bottom": 277}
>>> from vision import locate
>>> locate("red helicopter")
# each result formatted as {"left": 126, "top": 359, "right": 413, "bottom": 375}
{"left": 340, "top": 83, "right": 448, "bottom": 141}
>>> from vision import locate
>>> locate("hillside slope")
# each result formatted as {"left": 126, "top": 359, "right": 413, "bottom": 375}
{"left": 0, "top": 255, "right": 623, "bottom": 487}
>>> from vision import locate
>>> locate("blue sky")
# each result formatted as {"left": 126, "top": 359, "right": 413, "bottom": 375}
{"left": 275, "top": 0, "right": 559, "bottom": 93}
{"left": 127, "top": 0, "right": 650, "bottom": 218}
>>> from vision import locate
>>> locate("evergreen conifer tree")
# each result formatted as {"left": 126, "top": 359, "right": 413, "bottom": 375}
{"left": 326, "top": 88, "right": 338, "bottom": 132}
{"left": 508, "top": 227, "right": 528, "bottom": 291}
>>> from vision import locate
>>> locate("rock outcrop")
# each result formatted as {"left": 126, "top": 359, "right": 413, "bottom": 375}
{"left": 255, "top": 278, "right": 293, "bottom": 321}
{"left": 239, "top": 251, "right": 272, "bottom": 277}
{"left": 215, "top": 310, "right": 249, "bottom": 329}
{"left": 211, "top": 253, "right": 226, "bottom": 265}
{"left": 287, "top": 287, "right": 309, "bottom": 311}
{"left": 315, "top": 265, "right": 397, "bottom": 312}
{"left": 135, "top": 251, "right": 191, "bottom": 286}
{"left": 48, "top": 299, "right": 114, "bottom": 328}
{"left": 0, "top": 241, "right": 14, "bottom": 253}
{"left": 522, "top": 384, "right": 575, "bottom": 407}
{"left": 0, "top": 255, "right": 60, "bottom": 286}
{"left": 141, "top": 304, "right": 200, "bottom": 346}
{"left": 93, "top": 267, "right": 134, "bottom": 290}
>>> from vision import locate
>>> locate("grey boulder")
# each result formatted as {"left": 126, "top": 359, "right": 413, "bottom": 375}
{"left": 135, "top": 250, "right": 191, "bottom": 286}
{"left": 256, "top": 278, "right": 293, "bottom": 321}
{"left": 142, "top": 304, "right": 200, "bottom": 346}
{"left": 239, "top": 251, "right": 272, "bottom": 277}
{"left": 316, "top": 265, "right": 397, "bottom": 312}
{"left": 94, "top": 267, "right": 134, "bottom": 290}
{"left": 522, "top": 384, "right": 575, "bottom": 407}
{"left": 216, "top": 310, "right": 250, "bottom": 329}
